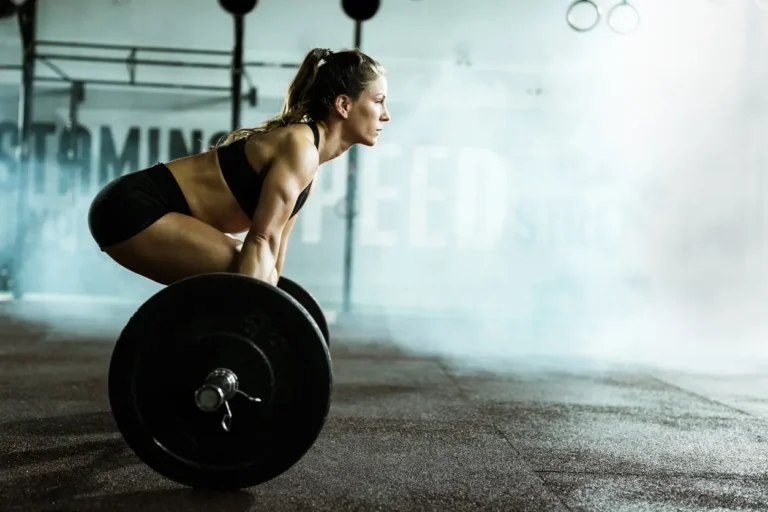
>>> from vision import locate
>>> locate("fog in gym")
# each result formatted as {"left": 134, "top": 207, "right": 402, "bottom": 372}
{"left": 1, "top": 0, "right": 766, "bottom": 377}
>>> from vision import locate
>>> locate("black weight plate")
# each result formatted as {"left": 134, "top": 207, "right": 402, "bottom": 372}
{"left": 109, "top": 273, "right": 332, "bottom": 490}
{"left": 277, "top": 276, "right": 330, "bottom": 347}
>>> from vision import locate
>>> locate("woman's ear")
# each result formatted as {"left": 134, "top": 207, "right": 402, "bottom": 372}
{"left": 334, "top": 95, "right": 352, "bottom": 119}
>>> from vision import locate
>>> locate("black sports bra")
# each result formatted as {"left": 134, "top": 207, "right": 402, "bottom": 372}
{"left": 217, "top": 122, "right": 319, "bottom": 220}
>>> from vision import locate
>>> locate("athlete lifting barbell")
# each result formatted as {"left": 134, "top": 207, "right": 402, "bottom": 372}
{"left": 88, "top": 47, "right": 391, "bottom": 490}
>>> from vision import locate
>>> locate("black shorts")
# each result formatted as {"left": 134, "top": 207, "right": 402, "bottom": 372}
{"left": 88, "top": 163, "right": 191, "bottom": 250}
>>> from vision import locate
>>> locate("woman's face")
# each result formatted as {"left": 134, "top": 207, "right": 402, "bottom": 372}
{"left": 343, "top": 76, "right": 391, "bottom": 146}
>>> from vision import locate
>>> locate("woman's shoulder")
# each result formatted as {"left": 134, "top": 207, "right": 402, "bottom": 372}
{"left": 244, "top": 123, "right": 318, "bottom": 170}
{"left": 246, "top": 123, "right": 316, "bottom": 154}
{"left": 275, "top": 123, "right": 317, "bottom": 145}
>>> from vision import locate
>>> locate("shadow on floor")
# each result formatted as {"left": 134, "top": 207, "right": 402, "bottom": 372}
{"left": 1, "top": 411, "right": 117, "bottom": 438}
{"left": 20, "top": 488, "right": 255, "bottom": 512}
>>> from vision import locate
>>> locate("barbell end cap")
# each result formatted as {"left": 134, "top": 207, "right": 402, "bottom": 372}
{"left": 195, "top": 385, "right": 225, "bottom": 412}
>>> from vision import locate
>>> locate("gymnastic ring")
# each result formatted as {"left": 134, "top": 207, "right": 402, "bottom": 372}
{"left": 566, "top": 0, "right": 601, "bottom": 32}
{"left": 607, "top": 0, "right": 640, "bottom": 35}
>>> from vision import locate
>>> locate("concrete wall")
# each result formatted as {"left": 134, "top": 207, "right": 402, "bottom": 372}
{"left": 1, "top": 0, "right": 768, "bottom": 355}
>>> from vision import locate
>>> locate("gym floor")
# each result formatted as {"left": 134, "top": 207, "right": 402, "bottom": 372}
{"left": 2, "top": 301, "right": 768, "bottom": 511}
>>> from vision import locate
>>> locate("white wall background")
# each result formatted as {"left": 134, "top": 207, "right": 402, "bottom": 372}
{"left": 2, "top": 0, "right": 768, "bottom": 369}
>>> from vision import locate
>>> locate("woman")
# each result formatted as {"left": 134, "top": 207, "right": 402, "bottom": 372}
{"left": 88, "top": 47, "right": 391, "bottom": 287}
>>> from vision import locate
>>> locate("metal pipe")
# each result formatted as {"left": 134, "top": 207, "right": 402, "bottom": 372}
{"left": 34, "top": 53, "right": 232, "bottom": 70}
{"left": 35, "top": 40, "right": 232, "bottom": 56}
{"left": 231, "top": 14, "right": 244, "bottom": 132}
{"left": 34, "top": 75, "right": 233, "bottom": 93}
{"left": 354, "top": 21, "right": 362, "bottom": 50}
{"left": 341, "top": 20, "right": 364, "bottom": 313}
{"left": 243, "top": 60, "right": 299, "bottom": 69}
{"left": 12, "top": 0, "right": 37, "bottom": 300}
{"left": 36, "top": 56, "right": 70, "bottom": 80}
{"left": 64, "top": 80, "right": 83, "bottom": 161}
{"left": 32, "top": 52, "right": 298, "bottom": 71}
{"left": 7, "top": 54, "right": 298, "bottom": 73}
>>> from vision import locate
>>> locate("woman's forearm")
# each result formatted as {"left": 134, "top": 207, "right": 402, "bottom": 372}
{"left": 237, "top": 238, "right": 279, "bottom": 285}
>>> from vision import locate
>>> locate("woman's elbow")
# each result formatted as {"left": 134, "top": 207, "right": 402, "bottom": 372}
{"left": 243, "top": 229, "right": 281, "bottom": 258}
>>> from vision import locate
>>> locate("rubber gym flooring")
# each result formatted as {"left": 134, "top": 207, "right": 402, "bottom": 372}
{"left": 2, "top": 300, "right": 768, "bottom": 512}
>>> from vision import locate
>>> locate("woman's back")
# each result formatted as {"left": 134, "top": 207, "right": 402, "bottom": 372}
{"left": 165, "top": 123, "right": 318, "bottom": 234}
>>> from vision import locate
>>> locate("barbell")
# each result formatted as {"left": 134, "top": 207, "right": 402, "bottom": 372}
{"left": 108, "top": 273, "right": 332, "bottom": 490}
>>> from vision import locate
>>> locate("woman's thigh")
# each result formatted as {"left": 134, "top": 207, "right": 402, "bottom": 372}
{"left": 104, "top": 213, "right": 243, "bottom": 286}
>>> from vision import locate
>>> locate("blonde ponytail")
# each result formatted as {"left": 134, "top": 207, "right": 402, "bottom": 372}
{"left": 216, "top": 47, "right": 384, "bottom": 147}
{"left": 215, "top": 48, "right": 329, "bottom": 147}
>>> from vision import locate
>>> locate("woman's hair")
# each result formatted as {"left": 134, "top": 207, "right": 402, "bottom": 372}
{"left": 217, "top": 47, "right": 385, "bottom": 147}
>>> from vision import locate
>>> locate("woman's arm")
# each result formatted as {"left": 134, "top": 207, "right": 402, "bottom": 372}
{"left": 275, "top": 215, "right": 298, "bottom": 277}
{"left": 238, "top": 132, "right": 317, "bottom": 285}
